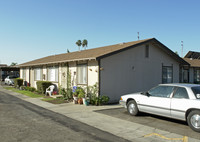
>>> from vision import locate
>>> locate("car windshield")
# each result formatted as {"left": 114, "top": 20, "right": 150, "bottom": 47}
{"left": 191, "top": 87, "right": 200, "bottom": 99}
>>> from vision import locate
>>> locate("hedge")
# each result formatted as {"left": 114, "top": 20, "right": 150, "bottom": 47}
{"left": 14, "top": 78, "right": 23, "bottom": 88}
{"left": 36, "top": 81, "right": 52, "bottom": 94}
{"left": 25, "top": 86, "right": 36, "bottom": 92}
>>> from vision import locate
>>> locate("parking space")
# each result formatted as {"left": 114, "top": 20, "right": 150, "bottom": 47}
{"left": 95, "top": 107, "right": 200, "bottom": 140}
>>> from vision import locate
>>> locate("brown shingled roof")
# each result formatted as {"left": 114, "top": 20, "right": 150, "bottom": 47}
{"left": 18, "top": 38, "right": 153, "bottom": 67}
{"left": 184, "top": 58, "right": 200, "bottom": 67}
{"left": 18, "top": 38, "right": 188, "bottom": 67}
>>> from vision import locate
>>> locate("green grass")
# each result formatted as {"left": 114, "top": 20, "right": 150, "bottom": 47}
{"left": 4, "top": 87, "right": 43, "bottom": 98}
{"left": 42, "top": 97, "right": 69, "bottom": 104}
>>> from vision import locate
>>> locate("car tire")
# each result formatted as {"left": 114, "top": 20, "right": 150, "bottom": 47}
{"left": 187, "top": 110, "right": 200, "bottom": 132}
{"left": 127, "top": 100, "right": 139, "bottom": 116}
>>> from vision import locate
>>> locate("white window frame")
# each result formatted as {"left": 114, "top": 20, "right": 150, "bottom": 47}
{"left": 77, "top": 64, "right": 87, "bottom": 85}
{"left": 47, "top": 66, "right": 58, "bottom": 82}
{"left": 34, "top": 68, "right": 42, "bottom": 81}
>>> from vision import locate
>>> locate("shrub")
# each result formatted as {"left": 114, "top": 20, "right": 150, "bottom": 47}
{"left": 66, "top": 88, "right": 73, "bottom": 100}
{"left": 101, "top": 96, "right": 110, "bottom": 104}
{"left": 87, "top": 83, "right": 109, "bottom": 105}
{"left": 75, "top": 87, "right": 85, "bottom": 97}
{"left": 14, "top": 78, "right": 23, "bottom": 88}
{"left": 36, "top": 81, "right": 52, "bottom": 94}
{"left": 19, "top": 86, "right": 26, "bottom": 90}
{"left": 25, "top": 86, "right": 36, "bottom": 92}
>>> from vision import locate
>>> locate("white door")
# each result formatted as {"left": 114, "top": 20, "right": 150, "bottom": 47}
{"left": 171, "top": 87, "right": 190, "bottom": 120}
{"left": 139, "top": 86, "right": 174, "bottom": 117}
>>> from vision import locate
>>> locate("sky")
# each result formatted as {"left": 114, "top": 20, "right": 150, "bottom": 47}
{"left": 0, "top": 0, "right": 200, "bottom": 65}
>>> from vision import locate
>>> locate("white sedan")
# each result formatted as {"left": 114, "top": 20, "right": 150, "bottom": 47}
{"left": 119, "top": 84, "right": 200, "bottom": 132}
{"left": 4, "top": 76, "right": 17, "bottom": 85}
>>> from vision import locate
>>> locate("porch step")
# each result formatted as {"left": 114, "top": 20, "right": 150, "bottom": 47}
{"left": 50, "top": 95, "right": 63, "bottom": 98}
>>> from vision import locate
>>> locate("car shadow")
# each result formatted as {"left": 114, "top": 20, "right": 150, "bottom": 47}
{"left": 95, "top": 107, "right": 200, "bottom": 139}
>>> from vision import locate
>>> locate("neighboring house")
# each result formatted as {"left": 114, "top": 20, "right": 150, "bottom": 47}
{"left": 183, "top": 51, "right": 200, "bottom": 84}
{"left": 18, "top": 38, "right": 189, "bottom": 103}
{"left": 0, "top": 64, "right": 19, "bottom": 81}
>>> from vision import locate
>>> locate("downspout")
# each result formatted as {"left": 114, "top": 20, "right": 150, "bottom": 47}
{"left": 98, "top": 59, "right": 101, "bottom": 96}
{"left": 29, "top": 67, "right": 31, "bottom": 87}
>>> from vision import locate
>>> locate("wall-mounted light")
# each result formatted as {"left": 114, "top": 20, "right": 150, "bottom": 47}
{"left": 100, "top": 67, "right": 104, "bottom": 71}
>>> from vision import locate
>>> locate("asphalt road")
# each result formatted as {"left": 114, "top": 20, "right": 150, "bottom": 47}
{"left": 0, "top": 91, "right": 129, "bottom": 142}
{"left": 96, "top": 107, "right": 200, "bottom": 140}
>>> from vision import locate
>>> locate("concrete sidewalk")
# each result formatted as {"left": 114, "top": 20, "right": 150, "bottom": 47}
{"left": 1, "top": 86, "right": 200, "bottom": 142}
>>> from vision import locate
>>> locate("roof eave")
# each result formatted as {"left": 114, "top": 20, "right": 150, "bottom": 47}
{"left": 18, "top": 57, "right": 97, "bottom": 67}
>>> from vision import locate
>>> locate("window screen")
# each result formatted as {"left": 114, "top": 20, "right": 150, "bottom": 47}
{"left": 77, "top": 64, "right": 87, "bottom": 84}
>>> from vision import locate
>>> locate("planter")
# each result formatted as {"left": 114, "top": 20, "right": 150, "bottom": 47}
{"left": 82, "top": 98, "right": 86, "bottom": 105}
{"left": 78, "top": 98, "right": 83, "bottom": 104}
{"left": 73, "top": 100, "right": 78, "bottom": 104}
{"left": 85, "top": 100, "right": 89, "bottom": 106}
{"left": 73, "top": 96, "right": 78, "bottom": 104}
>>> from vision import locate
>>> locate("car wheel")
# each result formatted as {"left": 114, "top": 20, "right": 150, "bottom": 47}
{"left": 127, "top": 100, "right": 139, "bottom": 116}
{"left": 187, "top": 110, "right": 200, "bottom": 132}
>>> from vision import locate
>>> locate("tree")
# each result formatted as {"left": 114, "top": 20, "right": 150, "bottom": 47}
{"left": 82, "top": 39, "right": 88, "bottom": 50}
{"left": 67, "top": 49, "right": 70, "bottom": 53}
{"left": 76, "top": 40, "right": 82, "bottom": 51}
{"left": 175, "top": 51, "right": 179, "bottom": 56}
{"left": 10, "top": 62, "right": 17, "bottom": 66}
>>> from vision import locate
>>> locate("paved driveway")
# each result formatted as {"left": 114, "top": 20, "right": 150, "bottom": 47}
{"left": 0, "top": 91, "right": 129, "bottom": 142}
{"left": 96, "top": 107, "right": 200, "bottom": 140}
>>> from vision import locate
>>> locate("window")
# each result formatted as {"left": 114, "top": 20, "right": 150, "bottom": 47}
{"left": 47, "top": 66, "right": 58, "bottom": 82}
{"left": 162, "top": 66, "right": 173, "bottom": 83}
{"left": 34, "top": 68, "right": 42, "bottom": 81}
{"left": 77, "top": 64, "right": 87, "bottom": 84}
{"left": 173, "top": 87, "right": 189, "bottom": 99}
{"left": 194, "top": 69, "right": 200, "bottom": 83}
{"left": 192, "top": 87, "right": 200, "bottom": 99}
{"left": 148, "top": 86, "right": 174, "bottom": 98}
{"left": 183, "top": 69, "right": 189, "bottom": 83}
{"left": 22, "top": 69, "right": 26, "bottom": 80}
{"left": 145, "top": 45, "right": 149, "bottom": 58}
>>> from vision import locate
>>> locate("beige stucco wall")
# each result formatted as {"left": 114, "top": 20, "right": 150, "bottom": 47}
{"left": 100, "top": 43, "right": 180, "bottom": 103}
{"left": 87, "top": 60, "right": 99, "bottom": 86}
{"left": 20, "top": 60, "right": 99, "bottom": 90}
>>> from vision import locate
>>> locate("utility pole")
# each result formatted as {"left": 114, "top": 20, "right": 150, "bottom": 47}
{"left": 137, "top": 32, "right": 140, "bottom": 40}
{"left": 181, "top": 41, "right": 183, "bottom": 57}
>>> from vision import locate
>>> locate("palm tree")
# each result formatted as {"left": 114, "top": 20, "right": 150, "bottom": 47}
{"left": 82, "top": 39, "right": 88, "bottom": 50}
{"left": 76, "top": 40, "right": 82, "bottom": 51}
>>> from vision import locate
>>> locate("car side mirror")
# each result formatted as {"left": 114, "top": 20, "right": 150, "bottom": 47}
{"left": 143, "top": 92, "right": 150, "bottom": 97}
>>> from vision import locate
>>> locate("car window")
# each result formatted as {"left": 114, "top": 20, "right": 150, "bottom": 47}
{"left": 148, "top": 86, "right": 174, "bottom": 98}
{"left": 173, "top": 87, "right": 189, "bottom": 99}
{"left": 191, "top": 87, "right": 200, "bottom": 99}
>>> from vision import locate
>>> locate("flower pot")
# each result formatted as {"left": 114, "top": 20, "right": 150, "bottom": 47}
{"left": 78, "top": 98, "right": 83, "bottom": 104}
{"left": 85, "top": 100, "right": 89, "bottom": 106}
{"left": 82, "top": 98, "right": 86, "bottom": 105}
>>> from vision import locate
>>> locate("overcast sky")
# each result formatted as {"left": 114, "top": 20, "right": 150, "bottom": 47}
{"left": 0, "top": 0, "right": 200, "bottom": 65}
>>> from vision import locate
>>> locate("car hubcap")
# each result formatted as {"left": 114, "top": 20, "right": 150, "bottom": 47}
{"left": 129, "top": 103, "right": 135, "bottom": 114}
{"left": 191, "top": 114, "right": 200, "bottom": 129}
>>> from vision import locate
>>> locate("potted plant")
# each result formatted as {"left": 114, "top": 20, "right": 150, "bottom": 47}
{"left": 75, "top": 87, "right": 85, "bottom": 105}
{"left": 78, "top": 91, "right": 84, "bottom": 104}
